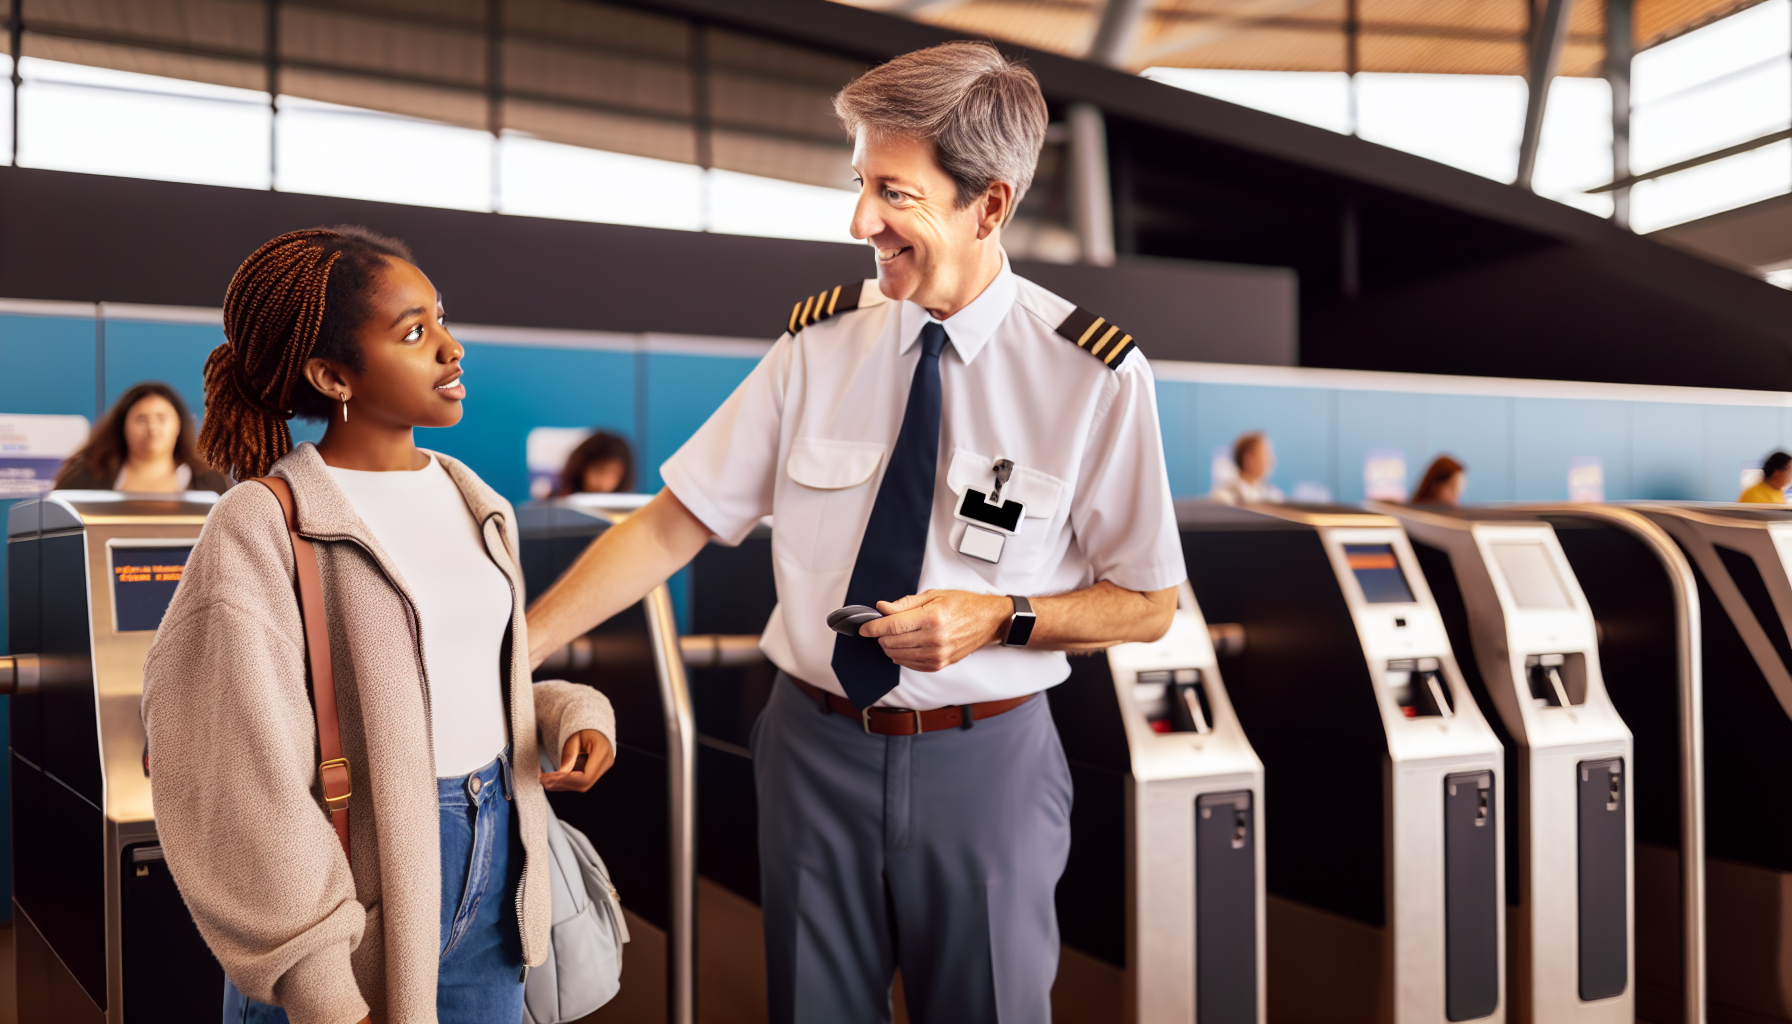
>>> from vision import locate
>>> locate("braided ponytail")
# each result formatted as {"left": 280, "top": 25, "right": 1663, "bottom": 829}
{"left": 201, "top": 226, "right": 414, "bottom": 480}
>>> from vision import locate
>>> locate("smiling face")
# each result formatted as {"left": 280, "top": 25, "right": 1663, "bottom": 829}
{"left": 304, "top": 258, "right": 465, "bottom": 430}
{"left": 849, "top": 128, "right": 1012, "bottom": 319}
{"left": 123, "top": 393, "right": 182, "bottom": 465}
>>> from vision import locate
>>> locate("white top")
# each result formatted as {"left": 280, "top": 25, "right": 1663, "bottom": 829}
{"left": 1208, "top": 478, "right": 1285, "bottom": 505}
{"left": 661, "top": 259, "right": 1185, "bottom": 708}
{"left": 327, "top": 453, "right": 512, "bottom": 777}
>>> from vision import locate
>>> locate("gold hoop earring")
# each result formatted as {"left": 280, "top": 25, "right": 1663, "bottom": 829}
{"left": 340, "top": 392, "right": 349, "bottom": 423}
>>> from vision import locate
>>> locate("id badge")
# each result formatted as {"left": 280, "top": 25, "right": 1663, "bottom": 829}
{"left": 954, "top": 459, "right": 1025, "bottom": 563}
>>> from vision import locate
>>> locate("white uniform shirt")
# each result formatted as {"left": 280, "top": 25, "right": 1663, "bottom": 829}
{"left": 661, "top": 259, "right": 1186, "bottom": 709}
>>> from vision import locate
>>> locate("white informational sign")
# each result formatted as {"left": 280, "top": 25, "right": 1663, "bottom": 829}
{"left": 1291, "top": 480, "right": 1333, "bottom": 503}
{"left": 1209, "top": 445, "right": 1238, "bottom": 492}
{"left": 0, "top": 414, "right": 90, "bottom": 498}
{"left": 526, "top": 427, "right": 595, "bottom": 500}
{"left": 1363, "top": 448, "right": 1407, "bottom": 501}
{"left": 1568, "top": 455, "right": 1605, "bottom": 503}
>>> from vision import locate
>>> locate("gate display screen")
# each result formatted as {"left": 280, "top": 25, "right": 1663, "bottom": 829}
{"left": 1344, "top": 543, "right": 1416, "bottom": 603}
{"left": 112, "top": 546, "right": 192, "bottom": 632}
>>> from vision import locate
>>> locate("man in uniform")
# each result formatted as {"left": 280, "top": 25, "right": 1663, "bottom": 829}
{"left": 526, "top": 40, "right": 1185, "bottom": 1023}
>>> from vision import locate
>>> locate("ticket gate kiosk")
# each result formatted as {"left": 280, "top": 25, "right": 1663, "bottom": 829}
{"left": 523, "top": 495, "right": 696, "bottom": 1024}
{"left": 1499, "top": 506, "right": 1707, "bottom": 1024}
{"left": 1050, "top": 581, "right": 1266, "bottom": 1023}
{"left": 3, "top": 491, "right": 222, "bottom": 1024}
{"left": 1625, "top": 503, "right": 1792, "bottom": 1024}
{"left": 1179, "top": 502, "right": 1505, "bottom": 1024}
{"left": 1387, "top": 507, "right": 1633, "bottom": 1024}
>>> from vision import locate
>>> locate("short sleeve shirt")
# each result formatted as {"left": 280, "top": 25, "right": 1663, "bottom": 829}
{"left": 660, "top": 259, "right": 1186, "bottom": 708}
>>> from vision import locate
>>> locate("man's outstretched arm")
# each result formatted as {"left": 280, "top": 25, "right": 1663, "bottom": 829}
{"left": 525, "top": 489, "right": 714, "bottom": 669}
{"left": 859, "top": 581, "right": 1180, "bottom": 673}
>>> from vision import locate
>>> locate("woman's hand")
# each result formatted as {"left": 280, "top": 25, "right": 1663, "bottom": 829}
{"left": 540, "top": 730, "right": 614, "bottom": 792}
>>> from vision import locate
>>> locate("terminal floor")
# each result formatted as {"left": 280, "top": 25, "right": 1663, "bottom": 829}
{"left": 582, "top": 876, "right": 1122, "bottom": 1024}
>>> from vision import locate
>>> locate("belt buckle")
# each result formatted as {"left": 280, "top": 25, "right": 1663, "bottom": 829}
{"left": 861, "top": 706, "right": 924, "bottom": 735}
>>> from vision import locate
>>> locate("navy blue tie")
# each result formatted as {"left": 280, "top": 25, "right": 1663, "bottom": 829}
{"left": 832, "top": 322, "right": 948, "bottom": 710}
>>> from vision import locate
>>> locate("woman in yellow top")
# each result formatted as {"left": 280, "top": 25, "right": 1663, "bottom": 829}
{"left": 1740, "top": 451, "right": 1792, "bottom": 503}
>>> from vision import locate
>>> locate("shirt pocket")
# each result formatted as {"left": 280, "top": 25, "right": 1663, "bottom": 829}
{"left": 945, "top": 449, "right": 1066, "bottom": 578}
{"left": 779, "top": 437, "right": 887, "bottom": 571}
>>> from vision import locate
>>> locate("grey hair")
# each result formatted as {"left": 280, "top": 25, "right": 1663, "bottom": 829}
{"left": 833, "top": 41, "right": 1049, "bottom": 212}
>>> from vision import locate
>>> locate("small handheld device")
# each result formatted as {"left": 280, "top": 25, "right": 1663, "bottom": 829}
{"left": 828, "top": 604, "right": 884, "bottom": 636}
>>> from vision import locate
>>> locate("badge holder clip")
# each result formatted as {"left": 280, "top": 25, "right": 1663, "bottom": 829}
{"left": 955, "top": 459, "right": 1025, "bottom": 564}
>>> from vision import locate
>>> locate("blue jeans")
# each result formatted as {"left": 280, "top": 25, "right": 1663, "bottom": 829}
{"left": 223, "top": 749, "right": 525, "bottom": 1023}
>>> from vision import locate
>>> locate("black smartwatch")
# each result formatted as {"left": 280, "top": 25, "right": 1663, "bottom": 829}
{"left": 1002, "top": 595, "right": 1037, "bottom": 647}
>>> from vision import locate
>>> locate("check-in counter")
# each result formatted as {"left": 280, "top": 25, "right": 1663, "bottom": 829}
{"left": 3, "top": 490, "right": 223, "bottom": 1024}
{"left": 522, "top": 494, "right": 695, "bottom": 1024}
{"left": 1387, "top": 506, "right": 1633, "bottom": 1024}
{"left": 1051, "top": 581, "right": 1265, "bottom": 1023}
{"left": 1180, "top": 501, "right": 1505, "bottom": 1024}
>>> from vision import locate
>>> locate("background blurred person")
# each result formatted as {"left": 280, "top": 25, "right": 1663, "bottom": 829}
{"left": 1740, "top": 451, "right": 1792, "bottom": 503}
{"left": 53, "top": 381, "right": 231, "bottom": 493}
{"left": 1412, "top": 454, "right": 1467, "bottom": 506}
{"left": 556, "top": 429, "right": 636, "bottom": 494}
{"left": 1209, "top": 430, "right": 1284, "bottom": 504}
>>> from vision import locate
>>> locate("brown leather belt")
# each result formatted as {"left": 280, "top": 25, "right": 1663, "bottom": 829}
{"left": 789, "top": 675, "right": 1035, "bottom": 736}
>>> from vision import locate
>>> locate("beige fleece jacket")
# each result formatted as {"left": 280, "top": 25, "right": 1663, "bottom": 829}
{"left": 141, "top": 443, "right": 615, "bottom": 1024}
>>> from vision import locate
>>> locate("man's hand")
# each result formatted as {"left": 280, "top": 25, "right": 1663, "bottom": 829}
{"left": 854, "top": 581, "right": 1180, "bottom": 673}
{"left": 859, "top": 590, "right": 1010, "bottom": 672}
{"left": 540, "top": 730, "right": 614, "bottom": 792}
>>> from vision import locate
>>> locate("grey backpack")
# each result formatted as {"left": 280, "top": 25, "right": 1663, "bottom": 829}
{"left": 524, "top": 753, "right": 630, "bottom": 1024}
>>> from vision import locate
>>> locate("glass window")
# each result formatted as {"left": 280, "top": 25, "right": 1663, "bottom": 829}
{"left": 707, "top": 169, "right": 858, "bottom": 244}
{"left": 1141, "top": 68, "right": 1352, "bottom": 135}
{"left": 1355, "top": 73, "right": 1528, "bottom": 184}
{"left": 274, "top": 95, "right": 493, "bottom": 212}
{"left": 498, "top": 133, "right": 703, "bottom": 231}
{"left": 17, "top": 58, "right": 270, "bottom": 189}
{"left": 1532, "top": 76, "right": 1613, "bottom": 218}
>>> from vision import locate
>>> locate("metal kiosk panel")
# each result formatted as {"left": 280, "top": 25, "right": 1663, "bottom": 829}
{"left": 1387, "top": 507, "right": 1635, "bottom": 1024}
{"left": 3, "top": 491, "right": 221, "bottom": 1024}
{"left": 1179, "top": 501, "right": 1505, "bottom": 1024}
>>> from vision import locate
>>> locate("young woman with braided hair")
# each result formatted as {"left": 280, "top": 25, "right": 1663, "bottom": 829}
{"left": 141, "top": 226, "right": 618, "bottom": 1024}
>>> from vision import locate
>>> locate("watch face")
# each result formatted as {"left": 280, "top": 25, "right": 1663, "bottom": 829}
{"left": 1006, "top": 613, "right": 1037, "bottom": 647}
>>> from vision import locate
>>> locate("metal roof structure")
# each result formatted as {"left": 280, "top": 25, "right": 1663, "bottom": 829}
{"left": 834, "top": 0, "right": 1762, "bottom": 75}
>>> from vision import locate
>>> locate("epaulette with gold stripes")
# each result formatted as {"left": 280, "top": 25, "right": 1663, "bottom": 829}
{"left": 786, "top": 281, "right": 868, "bottom": 336}
{"left": 1056, "top": 307, "right": 1139, "bottom": 368}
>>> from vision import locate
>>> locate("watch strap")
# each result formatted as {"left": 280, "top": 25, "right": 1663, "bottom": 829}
{"left": 1003, "top": 594, "right": 1036, "bottom": 647}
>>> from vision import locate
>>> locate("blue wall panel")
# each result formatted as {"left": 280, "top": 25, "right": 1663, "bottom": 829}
{"left": 0, "top": 314, "right": 96, "bottom": 417}
{"left": 641, "top": 352, "right": 760, "bottom": 493}
{"left": 102, "top": 320, "right": 221, "bottom": 419}
{"left": 1334, "top": 390, "right": 1426, "bottom": 502}
{"left": 420, "top": 343, "right": 635, "bottom": 503}
{"left": 1155, "top": 380, "right": 1202, "bottom": 497}
{"left": 1422, "top": 395, "right": 1515, "bottom": 502}
{"left": 1191, "top": 383, "right": 1334, "bottom": 497}
{"left": 1630, "top": 402, "right": 1704, "bottom": 500}
{"left": 1513, "top": 398, "right": 1634, "bottom": 500}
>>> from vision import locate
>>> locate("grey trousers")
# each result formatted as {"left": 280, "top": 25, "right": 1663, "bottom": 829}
{"left": 751, "top": 673, "right": 1073, "bottom": 1024}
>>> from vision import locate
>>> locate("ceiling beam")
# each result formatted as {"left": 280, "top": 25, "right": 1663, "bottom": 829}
{"left": 1087, "top": 0, "right": 1151, "bottom": 68}
{"left": 1516, "top": 0, "right": 1576, "bottom": 189}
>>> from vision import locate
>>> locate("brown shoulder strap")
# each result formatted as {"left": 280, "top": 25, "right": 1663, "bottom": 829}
{"left": 255, "top": 476, "right": 351, "bottom": 859}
